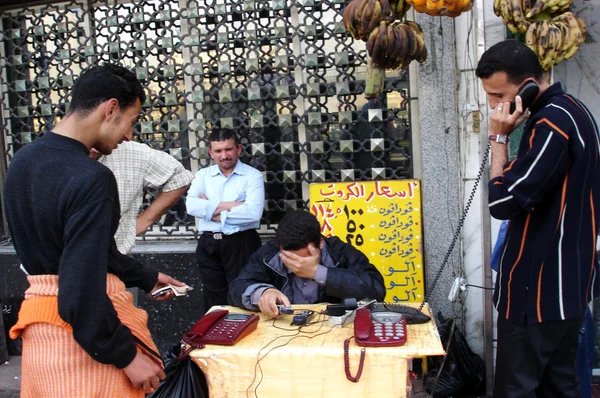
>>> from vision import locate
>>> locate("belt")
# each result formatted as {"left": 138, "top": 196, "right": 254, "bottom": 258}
{"left": 201, "top": 230, "right": 254, "bottom": 240}
{"left": 202, "top": 231, "right": 225, "bottom": 240}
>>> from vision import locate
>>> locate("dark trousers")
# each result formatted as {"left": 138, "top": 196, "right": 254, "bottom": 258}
{"left": 494, "top": 314, "right": 585, "bottom": 398}
{"left": 195, "top": 229, "right": 262, "bottom": 315}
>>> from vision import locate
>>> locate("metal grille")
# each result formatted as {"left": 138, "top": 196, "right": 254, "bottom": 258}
{"left": 0, "top": 0, "right": 413, "bottom": 239}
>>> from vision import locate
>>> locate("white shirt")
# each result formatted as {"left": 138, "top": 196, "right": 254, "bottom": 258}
{"left": 186, "top": 161, "right": 264, "bottom": 234}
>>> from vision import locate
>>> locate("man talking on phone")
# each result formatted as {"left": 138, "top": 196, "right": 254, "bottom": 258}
{"left": 476, "top": 39, "right": 600, "bottom": 396}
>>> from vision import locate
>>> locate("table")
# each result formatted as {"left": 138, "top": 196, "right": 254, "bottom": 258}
{"left": 189, "top": 303, "right": 444, "bottom": 398}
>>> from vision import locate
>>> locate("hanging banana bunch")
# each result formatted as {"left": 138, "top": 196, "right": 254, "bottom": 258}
{"left": 525, "top": 11, "right": 587, "bottom": 70}
{"left": 406, "top": 0, "right": 473, "bottom": 17}
{"left": 493, "top": 0, "right": 532, "bottom": 33}
{"left": 343, "top": 0, "right": 424, "bottom": 99}
{"left": 367, "top": 21, "right": 428, "bottom": 69}
{"left": 343, "top": 0, "right": 394, "bottom": 41}
{"left": 363, "top": 21, "right": 427, "bottom": 97}
{"left": 526, "top": 0, "right": 572, "bottom": 19}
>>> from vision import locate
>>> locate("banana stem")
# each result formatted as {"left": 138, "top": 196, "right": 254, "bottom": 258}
{"left": 365, "top": 58, "right": 386, "bottom": 100}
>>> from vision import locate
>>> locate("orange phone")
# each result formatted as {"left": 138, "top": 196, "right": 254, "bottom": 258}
{"left": 184, "top": 309, "right": 259, "bottom": 347}
{"left": 354, "top": 308, "right": 407, "bottom": 347}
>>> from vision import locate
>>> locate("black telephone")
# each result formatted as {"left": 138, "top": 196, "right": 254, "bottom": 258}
{"left": 354, "top": 308, "right": 407, "bottom": 347}
{"left": 184, "top": 309, "right": 259, "bottom": 347}
{"left": 369, "top": 302, "right": 431, "bottom": 324}
{"left": 509, "top": 81, "right": 540, "bottom": 114}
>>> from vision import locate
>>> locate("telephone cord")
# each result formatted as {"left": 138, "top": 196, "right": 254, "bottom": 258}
{"left": 417, "top": 142, "right": 491, "bottom": 313}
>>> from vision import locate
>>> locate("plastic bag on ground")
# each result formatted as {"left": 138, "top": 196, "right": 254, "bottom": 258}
{"left": 147, "top": 343, "right": 208, "bottom": 398}
{"left": 424, "top": 315, "right": 486, "bottom": 397}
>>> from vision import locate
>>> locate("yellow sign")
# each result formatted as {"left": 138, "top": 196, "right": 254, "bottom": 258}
{"left": 309, "top": 181, "right": 424, "bottom": 303}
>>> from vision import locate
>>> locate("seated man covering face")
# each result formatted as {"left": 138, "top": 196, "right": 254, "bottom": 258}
{"left": 228, "top": 210, "right": 386, "bottom": 318}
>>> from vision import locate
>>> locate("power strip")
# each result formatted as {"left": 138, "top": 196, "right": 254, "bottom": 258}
{"left": 448, "top": 277, "right": 467, "bottom": 302}
{"left": 327, "top": 310, "right": 356, "bottom": 328}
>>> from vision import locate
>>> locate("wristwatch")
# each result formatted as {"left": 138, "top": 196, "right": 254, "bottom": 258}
{"left": 489, "top": 134, "right": 509, "bottom": 144}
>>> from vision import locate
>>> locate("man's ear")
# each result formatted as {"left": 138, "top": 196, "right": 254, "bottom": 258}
{"left": 104, "top": 98, "right": 119, "bottom": 121}
{"left": 319, "top": 238, "right": 324, "bottom": 250}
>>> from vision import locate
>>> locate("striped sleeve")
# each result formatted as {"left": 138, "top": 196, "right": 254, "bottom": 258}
{"left": 489, "top": 120, "right": 569, "bottom": 220}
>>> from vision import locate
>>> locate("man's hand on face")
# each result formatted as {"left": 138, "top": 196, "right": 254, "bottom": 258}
{"left": 258, "top": 288, "right": 291, "bottom": 318}
{"left": 490, "top": 95, "right": 526, "bottom": 136}
{"left": 280, "top": 244, "right": 321, "bottom": 279}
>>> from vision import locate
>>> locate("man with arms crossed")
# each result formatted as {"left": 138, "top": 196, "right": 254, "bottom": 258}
{"left": 476, "top": 40, "right": 600, "bottom": 396}
{"left": 228, "top": 210, "right": 386, "bottom": 318}
{"left": 4, "top": 64, "right": 184, "bottom": 397}
{"left": 186, "top": 129, "right": 264, "bottom": 315}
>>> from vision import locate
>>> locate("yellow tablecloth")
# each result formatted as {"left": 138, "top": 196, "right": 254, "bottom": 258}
{"left": 189, "top": 303, "right": 444, "bottom": 398}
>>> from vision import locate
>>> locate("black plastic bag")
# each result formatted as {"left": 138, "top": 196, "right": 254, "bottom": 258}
{"left": 424, "top": 315, "right": 486, "bottom": 397}
{"left": 424, "top": 366, "right": 464, "bottom": 397}
{"left": 147, "top": 343, "right": 209, "bottom": 398}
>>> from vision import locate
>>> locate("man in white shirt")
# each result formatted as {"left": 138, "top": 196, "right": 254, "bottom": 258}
{"left": 186, "top": 129, "right": 265, "bottom": 314}
{"left": 93, "top": 141, "right": 193, "bottom": 254}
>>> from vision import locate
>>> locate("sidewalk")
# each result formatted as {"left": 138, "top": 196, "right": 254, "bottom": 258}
{"left": 0, "top": 356, "right": 20, "bottom": 398}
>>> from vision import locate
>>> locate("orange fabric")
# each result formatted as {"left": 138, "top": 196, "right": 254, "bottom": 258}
{"left": 10, "top": 274, "right": 161, "bottom": 398}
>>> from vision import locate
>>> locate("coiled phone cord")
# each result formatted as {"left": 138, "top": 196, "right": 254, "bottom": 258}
{"left": 417, "top": 143, "right": 491, "bottom": 313}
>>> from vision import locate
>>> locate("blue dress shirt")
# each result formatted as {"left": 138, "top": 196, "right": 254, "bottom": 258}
{"left": 186, "top": 161, "right": 265, "bottom": 234}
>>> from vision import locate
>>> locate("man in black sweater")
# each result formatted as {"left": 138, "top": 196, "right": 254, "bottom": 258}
{"left": 228, "top": 211, "right": 386, "bottom": 318}
{"left": 4, "top": 64, "right": 184, "bottom": 396}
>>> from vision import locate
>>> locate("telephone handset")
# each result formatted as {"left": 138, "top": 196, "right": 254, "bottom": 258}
{"left": 509, "top": 81, "right": 540, "bottom": 114}
{"left": 183, "top": 309, "right": 259, "bottom": 347}
{"left": 344, "top": 308, "right": 407, "bottom": 382}
{"left": 354, "top": 308, "right": 407, "bottom": 347}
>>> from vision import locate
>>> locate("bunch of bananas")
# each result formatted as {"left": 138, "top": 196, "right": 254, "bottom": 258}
{"left": 493, "top": 0, "right": 573, "bottom": 34}
{"left": 526, "top": 0, "right": 572, "bottom": 19}
{"left": 367, "top": 21, "right": 427, "bottom": 69}
{"left": 525, "top": 11, "right": 587, "bottom": 70}
{"left": 361, "top": 20, "right": 427, "bottom": 97}
{"left": 343, "top": 0, "right": 425, "bottom": 98}
{"left": 406, "top": 0, "right": 473, "bottom": 17}
{"left": 343, "top": 0, "right": 393, "bottom": 41}
{"left": 493, "top": 0, "right": 532, "bottom": 33}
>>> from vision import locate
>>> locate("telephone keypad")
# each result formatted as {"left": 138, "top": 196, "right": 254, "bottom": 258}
{"left": 205, "top": 320, "right": 243, "bottom": 340}
{"left": 355, "top": 309, "right": 407, "bottom": 347}
{"left": 370, "top": 318, "right": 407, "bottom": 345}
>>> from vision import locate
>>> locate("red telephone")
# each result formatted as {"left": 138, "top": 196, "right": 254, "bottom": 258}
{"left": 184, "top": 309, "right": 259, "bottom": 347}
{"left": 354, "top": 308, "right": 407, "bottom": 347}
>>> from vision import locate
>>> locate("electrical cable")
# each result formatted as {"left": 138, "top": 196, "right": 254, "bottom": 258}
{"left": 246, "top": 313, "right": 334, "bottom": 398}
{"left": 466, "top": 284, "right": 494, "bottom": 290}
{"left": 245, "top": 330, "right": 300, "bottom": 398}
{"left": 418, "top": 142, "right": 490, "bottom": 314}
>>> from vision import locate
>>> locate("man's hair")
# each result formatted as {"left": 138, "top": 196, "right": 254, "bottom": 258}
{"left": 276, "top": 210, "right": 322, "bottom": 251}
{"left": 208, "top": 129, "right": 240, "bottom": 146}
{"left": 475, "top": 40, "right": 544, "bottom": 84}
{"left": 68, "top": 64, "right": 145, "bottom": 116}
